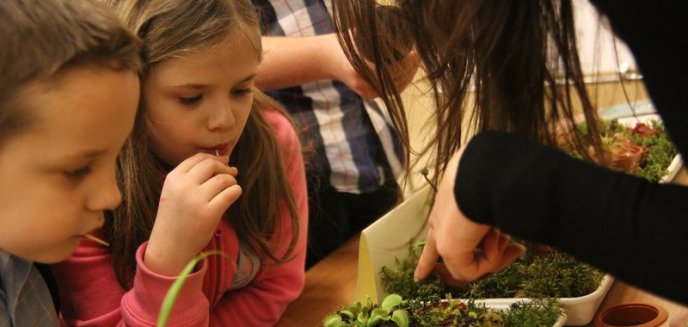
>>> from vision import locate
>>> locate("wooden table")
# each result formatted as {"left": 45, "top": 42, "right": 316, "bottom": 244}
{"left": 277, "top": 167, "right": 688, "bottom": 327}
{"left": 276, "top": 235, "right": 360, "bottom": 327}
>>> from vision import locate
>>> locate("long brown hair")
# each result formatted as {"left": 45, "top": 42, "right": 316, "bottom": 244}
{"left": 104, "top": 0, "right": 300, "bottom": 288}
{"left": 332, "top": 0, "right": 604, "bottom": 180}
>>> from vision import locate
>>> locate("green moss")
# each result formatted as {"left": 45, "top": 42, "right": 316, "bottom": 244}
{"left": 379, "top": 243, "right": 446, "bottom": 302}
{"left": 381, "top": 243, "right": 603, "bottom": 301}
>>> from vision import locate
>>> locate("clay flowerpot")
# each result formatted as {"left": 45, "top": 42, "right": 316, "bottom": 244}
{"left": 433, "top": 262, "right": 466, "bottom": 289}
{"left": 594, "top": 303, "right": 667, "bottom": 327}
{"left": 611, "top": 143, "right": 645, "bottom": 172}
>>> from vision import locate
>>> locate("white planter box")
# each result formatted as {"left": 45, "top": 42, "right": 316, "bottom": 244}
{"left": 473, "top": 275, "right": 614, "bottom": 326}
{"left": 479, "top": 300, "right": 568, "bottom": 327}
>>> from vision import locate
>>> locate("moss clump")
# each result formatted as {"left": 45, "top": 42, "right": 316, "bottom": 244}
{"left": 381, "top": 242, "right": 603, "bottom": 301}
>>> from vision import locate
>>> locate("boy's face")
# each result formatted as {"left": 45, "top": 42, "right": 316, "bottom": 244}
{"left": 143, "top": 33, "right": 258, "bottom": 166}
{"left": 0, "top": 67, "right": 139, "bottom": 263}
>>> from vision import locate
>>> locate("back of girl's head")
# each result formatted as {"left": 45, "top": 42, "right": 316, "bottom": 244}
{"left": 333, "top": 0, "right": 603, "bottom": 180}
{"left": 110, "top": 0, "right": 261, "bottom": 70}
{"left": 0, "top": 0, "right": 140, "bottom": 145}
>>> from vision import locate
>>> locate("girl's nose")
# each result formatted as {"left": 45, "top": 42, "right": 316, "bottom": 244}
{"left": 207, "top": 97, "right": 235, "bottom": 131}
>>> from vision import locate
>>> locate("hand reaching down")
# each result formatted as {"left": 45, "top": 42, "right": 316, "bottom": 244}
{"left": 414, "top": 148, "right": 526, "bottom": 283}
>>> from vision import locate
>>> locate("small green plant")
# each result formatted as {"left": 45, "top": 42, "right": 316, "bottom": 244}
{"left": 404, "top": 297, "right": 503, "bottom": 327}
{"left": 323, "top": 294, "right": 409, "bottom": 327}
{"left": 324, "top": 294, "right": 562, "bottom": 327}
{"left": 157, "top": 251, "right": 230, "bottom": 327}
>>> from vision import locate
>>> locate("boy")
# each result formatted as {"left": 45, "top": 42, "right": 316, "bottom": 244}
{"left": 0, "top": 0, "right": 140, "bottom": 324}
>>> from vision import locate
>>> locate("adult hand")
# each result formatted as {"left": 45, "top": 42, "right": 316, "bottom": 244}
{"left": 325, "top": 33, "right": 420, "bottom": 99}
{"left": 145, "top": 153, "right": 242, "bottom": 276}
{"left": 414, "top": 148, "right": 525, "bottom": 282}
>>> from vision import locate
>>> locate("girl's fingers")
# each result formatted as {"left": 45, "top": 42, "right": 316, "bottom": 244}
{"left": 186, "top": 158, "right": 235, "bottom": 183}
{"left": 207, "top": 184, "right": 242, "bottom": 213}
{"left": 174, "top": 152, "right": 216, "bottom": 173}
{"left": 198, "top": 173, "right": 238, "bottom": 198}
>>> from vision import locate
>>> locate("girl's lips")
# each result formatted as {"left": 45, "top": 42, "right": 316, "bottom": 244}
{"left": 202, "top": 143, "right": 230, "bottom": 156}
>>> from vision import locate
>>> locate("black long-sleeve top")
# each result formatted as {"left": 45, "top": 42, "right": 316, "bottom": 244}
{"left": 455, "top": 0, "right": 688, "bottom": 305}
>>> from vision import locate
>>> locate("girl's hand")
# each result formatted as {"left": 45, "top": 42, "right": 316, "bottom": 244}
{"left": 414, "top": 148, "right": 525, "bottom": 282}
{"left": 145, "top": 153, "right": 242, "bottom": 276}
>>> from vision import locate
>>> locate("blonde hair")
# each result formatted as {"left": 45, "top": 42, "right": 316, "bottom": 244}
{"left": 0, "top": 0, "right": 140, "bottom": 145}
{"left": 104, "top": 0, "right": 301, "bottom": 287}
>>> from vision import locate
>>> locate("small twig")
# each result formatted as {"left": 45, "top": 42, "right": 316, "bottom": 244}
{"left": 420, "top": 168, "right": 437, "bottom": 193}
{"left": 84, "top": 234, "right": 110, "bottom": 247}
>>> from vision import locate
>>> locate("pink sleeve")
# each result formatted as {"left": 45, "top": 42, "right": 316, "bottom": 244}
{"left": 210, "top": 110, "right": 309, "bottom": 326}
{"left": 52, "top": 240, "right": 210, "bottom": 326}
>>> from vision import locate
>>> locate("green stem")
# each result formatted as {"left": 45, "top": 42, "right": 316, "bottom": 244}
{"left": 157, "top": 251, "right": 230, "bottom": 327}
{"left": 420, "top": 168, "right": 438, "bottom": 193}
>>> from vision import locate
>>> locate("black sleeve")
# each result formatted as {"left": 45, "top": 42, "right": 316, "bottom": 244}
{"left": 590, "top": 0, "right": 688, "bottom": 159}
{"left": 455, "top": 131, "right": 688, "bottom": 305}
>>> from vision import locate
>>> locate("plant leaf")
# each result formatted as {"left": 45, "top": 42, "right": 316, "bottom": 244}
{"left": 157, "top": 251, "right": 229, "bottom": 327}
{"left": 370, "top": 308, "right": 389, "bottom": 319}
{"left": 339, "top": 309, "right": 355, "bottom": 320}
{"left": 391, "top": 309, "right": 409, "bottom": 327}
{"left": 380, "top": 293, "right": 402, "bottom": 311}
{"left": 323, "top": 314, "right": 344, "bottom": 327}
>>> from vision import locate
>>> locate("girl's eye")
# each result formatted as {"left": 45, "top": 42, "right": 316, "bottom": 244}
{"left": 65, "top": 166, "right": 91, "bottom": 179}
{"left": 231, "top": 88, "right": 253, "bottom": 97}
{"left": 180, "top": 95, "right": 202, "bottom": 105}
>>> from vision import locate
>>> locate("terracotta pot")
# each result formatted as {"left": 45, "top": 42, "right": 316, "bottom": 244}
{"left": 612, "top": 143, "right": 645, "bottom": 172}
{"left": 594, "top": 303, "right": 667, "bottom": 327}
{"left": 534, "top": 243, "right": 554, "bottom": 256}
{"left": 433, "top": 262, "right": 466, "bottom": 289}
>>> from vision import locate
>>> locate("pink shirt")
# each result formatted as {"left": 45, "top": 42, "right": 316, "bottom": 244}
{"left": 52, "top": 110, "right": 308, "bottom": 326}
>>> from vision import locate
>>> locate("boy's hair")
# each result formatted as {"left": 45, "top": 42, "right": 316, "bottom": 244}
{"left": 104, "top": 0, "right": 301, "bottom": 287}
{"left": 0, "top": 0, "right": 141, "bottom": 145}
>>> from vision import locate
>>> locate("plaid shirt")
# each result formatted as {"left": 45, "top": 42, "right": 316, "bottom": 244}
{"left": 0, "top": 252, "right": 57, "bottom": 327}
{"left": 252, "top": 0, "right": 404, "bottom": 194}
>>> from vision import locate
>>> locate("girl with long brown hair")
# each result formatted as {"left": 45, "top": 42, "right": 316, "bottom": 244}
{"left": 51, "top": 0, "right": 308, "bottom": 325}
{"left": 332, "top": 0, "right": 688, "bottom": 305}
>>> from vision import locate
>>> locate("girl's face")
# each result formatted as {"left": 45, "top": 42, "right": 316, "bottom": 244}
{"left": 143, "top": 33, "right": 259, "bottom": 166}
{"left": 0, "top": 67, "right": 139, "bottom": 263}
